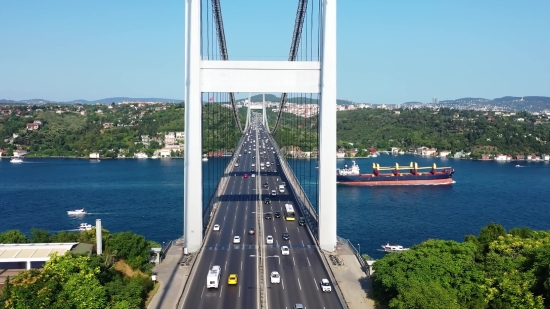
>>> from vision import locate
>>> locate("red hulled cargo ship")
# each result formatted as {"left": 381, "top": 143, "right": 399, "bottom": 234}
{"left": 336, "top": 161, "right": 454, "bottom": 186}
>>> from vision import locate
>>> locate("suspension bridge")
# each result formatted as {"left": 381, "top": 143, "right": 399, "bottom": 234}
{"left": 179, "top": 0, "right": 343, "bottom": 308}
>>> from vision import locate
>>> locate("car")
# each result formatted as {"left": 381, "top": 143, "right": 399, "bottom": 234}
{"left": 266, "top": 235, "right": 273, "bottom": 244}
{"left": 320, "top": 278, "right": 332, "bottom": 292}
{"left": 264, "top": 198, "right": 271, "bottom": 204}
{"left": 251, "top": 173, "right": 256, "bottom": 178}
{"left": 239, "top": 154, "right": 241, "bottom": 156}
{"left": 233, "top": 236, "right": 241, "bottom": 244}
{"left": 251, "top": 163, "right": 256, "bottom": 167}
{"left": 213, "top": 224, "right": 220, "bottom": 231}
{"left": 235, "top": 163, "right": 239, "bottom": 167}
{"left": 271, "top": 190, "right": 277, "bottom": 196}
{"left": 274, "top": 211, "right": 281, "bottom": 218}
{"left": 298, "top": 217, "right": 306, "bottom": 226}
{"left": 270, "top": 271, "right": 281, "bottom": 284}
{"left": 248, "top": 227, "right": 255, "bottom": 235}
{"left": 262, "top": 183, "right": 269, "bottom": 188}
{"left": 228, "top": 274, "right": 238, "bottom": 285}
{"left": 282, "top": 232, "right": 290, "bottom": 240}
{"left": 281, "top": 246, "right": 290, "bottom": 256}
{"left": 294, "top": 304, "right": 304, "bottom": 309}
{"left": 264, "top": 212, "right": 272, "bottom": 219}
{"left": 243, "top": 174, "right": 248, "bottom": 178}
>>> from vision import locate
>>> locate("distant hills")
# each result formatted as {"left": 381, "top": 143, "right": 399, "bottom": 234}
{"left": 0, "top": 97, "right": 182, "bottom": 104}
{"left": 2, "top": 95, "right": 550, "bottom": 113}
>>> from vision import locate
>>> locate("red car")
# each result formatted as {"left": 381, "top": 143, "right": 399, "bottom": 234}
{"left": 243, "top": 174, "right": 248, "bottom": 178}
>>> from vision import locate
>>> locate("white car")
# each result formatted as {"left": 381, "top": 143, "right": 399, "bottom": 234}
{"left": 233, "top": 236, "right": 241, "bottom": 244}
{"left": 251, "top": 174, "right": 256, "bottom": 178}
{"left": 266, "top": 235, "right": 273, "bottom": 244}
{"left": 213, "top": 224, "right": 220, "bottom": 231}
{"left": 320, "top": 278, "right": 332, "bottom": 292}
{"left": 270, "top": 271, "right": 281, "bottom": 284}
{"left": 281, "top": 246, "right": 290, "bottom": 256}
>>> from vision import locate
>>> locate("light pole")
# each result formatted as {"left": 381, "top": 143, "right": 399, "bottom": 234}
{"left": 358, "top": 244, "right": 361, "bottom": 257}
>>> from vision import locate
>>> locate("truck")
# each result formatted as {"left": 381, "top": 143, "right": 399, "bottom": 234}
{"left": 279, "top": 184, "right": 285, "bottom": 193}
{"left": 206, "top": 266, "right": 221, "bottom": 288}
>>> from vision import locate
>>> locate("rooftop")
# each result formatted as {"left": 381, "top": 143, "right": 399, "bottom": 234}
{"left": 0, "top": 243, "right": 79, "bottom": 262}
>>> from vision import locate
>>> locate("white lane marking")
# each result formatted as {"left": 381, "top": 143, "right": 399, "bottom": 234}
{"left": 292, "top": 257, "right": 296, "bottom": 266}
{"left": 219, "top": 285, "right": 223, "bottom": 297}
{"left": 231, "top": 228, "right": 234, "bottom": 235}
{"left": 200, "top": 286, "right": 205, "bottom": 298}
{"left": 234, "top": 214, "right": 237, "bottom": 220}
{"left": 225, "top": 261, "right": 227, "bottom": 270}
{"left": 297, "top": 226, "right": 300, "bottom": 233}
{"left": 302, "top": 240, "right": 305, "bottom": 246}
{"left": 239, "top": 284, "right": 242, "bottom": 297}
{"left": 282, "top": 278, "right": 285, "bottom": 289}
{"left": 209, "top": 262, "right": 212, "bottom": 269}
{"left": 297, "top": 277, "right": 302, "bottom": 290}
{"left": 224, "top": 215, "right": 226, "bottom": 221}
{"left": 274, "top": 226, "right": 277, "bottom": 233}
{"left": 307, "top": 256, "right": 311, "bottom": 267}
{"left": 314, "top": 277, "right": 319, "bottom": 290}
{"left": 241, "top": 261, "right": 243, "bottom": 271}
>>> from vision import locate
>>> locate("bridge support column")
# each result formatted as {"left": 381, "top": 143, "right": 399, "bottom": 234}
{"left": 318, "top": 0, "right": 337, "bottom": 252}
{"left": 184, "top": 0, "right": 203, "bottom": 253}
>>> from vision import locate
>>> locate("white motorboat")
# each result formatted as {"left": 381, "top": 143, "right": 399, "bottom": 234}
{"left": 381, "top": 243, "right": 409, "bottom": 253}
{"left": 10, "top": 157, "right": 23, "bottom": 163}
{"left": 202, "top": 156, "right": 208, "bottom": 162}
{"left": 79, "top": 223, "right": 93, "bottom": 231}
{"left": 67, "top": 208, "right": 87, "bottom": 215}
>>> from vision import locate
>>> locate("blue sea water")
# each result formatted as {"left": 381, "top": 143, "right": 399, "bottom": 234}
{"left": 1, "top": 156, "right": 550, "bottom": 259}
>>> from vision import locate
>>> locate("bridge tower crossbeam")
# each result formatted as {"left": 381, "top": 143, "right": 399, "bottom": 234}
{"left": 184, "top": 0, "right": 337, "bottom": 252}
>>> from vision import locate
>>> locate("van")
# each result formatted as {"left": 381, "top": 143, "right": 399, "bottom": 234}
{"left": 278, "top": 185, "right": 285, "bottom": 193}
{"left": 298, "top": 217, "right": 305, "bottom": 226}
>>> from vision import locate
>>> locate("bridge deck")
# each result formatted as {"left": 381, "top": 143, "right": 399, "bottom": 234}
{"left": 180, "top": 121, "right": 343, "bottom": 308}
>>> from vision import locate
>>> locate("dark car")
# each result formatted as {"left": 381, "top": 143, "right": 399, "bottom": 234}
{"left": 264, "top": 198, "right": 271, "bottom": 204}
{"left": 264, "top": 213, "right": 272, "bottom": 220}
{"left": 274, "top": 211, "right": 281, "bottom": 218}
{"left": 282, "top": 233, "right": 290, "bottom": 240}
{"left": 298, "top": 217, "right": 306, "bottom": 226}
{"left": 248, "top": 227, "right": 255, "bottom": 235}
{"left": 276, "top": 162, "right": 280, "bottom": 166}
{"left": 262, "top": 183, "right": 269, "bottom": 189}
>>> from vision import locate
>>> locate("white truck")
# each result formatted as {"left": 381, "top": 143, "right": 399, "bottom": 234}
{"left": 206, "top": 266, "right": 221, "bottom": 288}
{"left": 278, "top": 184, "right": 285, "bottom": 193}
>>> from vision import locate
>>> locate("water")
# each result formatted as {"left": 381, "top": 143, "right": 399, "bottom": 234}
{"left": 1, "top": 156, "right": 549, "bottom": 259}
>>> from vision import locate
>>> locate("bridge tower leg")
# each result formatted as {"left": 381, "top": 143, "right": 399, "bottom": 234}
{"left": 262, "top": 93, "right": 267, "bottom": 128}
{"left": 318, "top": 0, "right": 337, "bottom": 252}
{"left": 184, "top": 0, "right": 203, "bottom": 252}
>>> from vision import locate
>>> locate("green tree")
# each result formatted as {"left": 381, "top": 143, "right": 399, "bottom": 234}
{"left": 0, "top": 230, "right": 28, "bottom": 243}
{"left": 29, "top": 228, "right": 51, "bottom": 243}
{"left": 106, "top": 232, "right": 151, "bottom": 271}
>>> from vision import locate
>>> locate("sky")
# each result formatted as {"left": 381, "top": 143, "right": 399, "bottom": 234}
{"left": 1, "top": 0, "right": 549, "bottom": 104}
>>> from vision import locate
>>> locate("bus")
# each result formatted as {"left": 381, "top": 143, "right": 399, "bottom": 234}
{"left": 206, "top": 266, "right": 221, "bottom": 288}
{"left": 284, "top": 204, "right": 295, "bottom": 221}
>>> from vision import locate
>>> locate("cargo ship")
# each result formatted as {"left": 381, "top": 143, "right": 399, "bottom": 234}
{"left": 337, "top": 161, "right": 454, "bottom": 186}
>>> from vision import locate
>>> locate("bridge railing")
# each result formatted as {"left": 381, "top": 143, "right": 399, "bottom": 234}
{"left": 267, "top": 134, "right": 319, "bottom": 236}
{"left": 337, "top": 236, "right": 368, "bottom": 274}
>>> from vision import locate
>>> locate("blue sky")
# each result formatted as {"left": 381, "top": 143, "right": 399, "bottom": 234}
{"left": 1, "top": 0, "right": 549, "bottom": 104}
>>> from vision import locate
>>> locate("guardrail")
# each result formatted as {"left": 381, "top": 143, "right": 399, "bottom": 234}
{"left": 337, "top": 236, "right": 368, "bottom": 274}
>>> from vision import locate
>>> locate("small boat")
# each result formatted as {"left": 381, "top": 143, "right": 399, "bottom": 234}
{"left": 151, "top": 155, "right": 159, "bottom": 159}
{"left": 382, "top": 243, "right": 409, "bottom": 253}
{"left": 202, "top": 155, "right": 208, "bottom": 162}
{"left": 67, "top": 208, "right": 87, "bottom": 215}
{"left": 515, "top": 164, "right": 522, "bottom": 167}
{"left": 79, "top": 223, "right": 93, "bottom": 231}
{"left": 10, "top": 157, "right": 23, "bottom": 163}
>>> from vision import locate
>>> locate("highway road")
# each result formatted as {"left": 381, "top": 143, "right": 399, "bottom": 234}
{"left": 181, "top": 123, "right": 259, "bottom": 309}
{"left": 182, "top": 115, "right": 343, "bottom": 309}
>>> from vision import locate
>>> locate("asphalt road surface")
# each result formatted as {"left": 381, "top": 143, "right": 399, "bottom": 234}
{"left": 181, "top": 118, "right": 343, "bottom": 309}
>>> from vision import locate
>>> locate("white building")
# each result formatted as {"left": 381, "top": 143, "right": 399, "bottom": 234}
{"left": 13, "top": 150, "right": 27, "bottom": 158}
{"left": 159, "top": 148, "right": 172, "bottom": 158}
{"left": 89, "top": 152, "right": 100, "bottom": 159}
